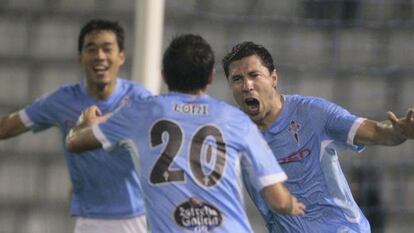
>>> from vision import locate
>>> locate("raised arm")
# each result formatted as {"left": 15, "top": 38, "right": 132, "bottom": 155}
{"left": 65, "top": 105, "right": 106, "bottom": 153}
{"left": 354, "top": 109, "right": 414, "bottom": 146}
{"left": 0, "top": 112, "right": 29, "bottom": 140}
{"left": 262, "top": 183, "right": 306, "bottom": 216}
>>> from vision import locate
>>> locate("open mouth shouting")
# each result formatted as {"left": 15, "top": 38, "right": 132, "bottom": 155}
{"left": 244, "top": 97, "right": 260, "bottom": 116}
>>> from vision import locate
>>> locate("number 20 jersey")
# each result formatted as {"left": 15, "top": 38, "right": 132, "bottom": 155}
{"left": 92, "top": 92, "right": 287, "bottom": 233}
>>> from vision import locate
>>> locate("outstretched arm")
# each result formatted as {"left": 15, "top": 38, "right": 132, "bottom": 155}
{"left": 262, "top": 183, "right": 306, "bottom": 216}
{"left": 0, "top": 112, "right": 29, "bottom": 140}
{"left": 354, "top": 109, "right": 414, "bottom": 146}
{"left": 65, "top": 105, "right": 108, "bottom": 153}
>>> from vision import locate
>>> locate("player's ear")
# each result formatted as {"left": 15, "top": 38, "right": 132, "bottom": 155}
{"left": 271, "top": 69, "right": 278, "bottom": 89}
{"left": 118, "top": 50, "right": 126, "bottom": 65}
{"left": 208, "top": 68, "right": 215, "bottom": 85}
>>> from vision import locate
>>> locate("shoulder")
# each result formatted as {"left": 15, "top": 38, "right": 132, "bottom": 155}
{"left": 280, "top": 95, "right": 344, "bottom": 126}
{"left": 37, "top": 83, "right": 81, "bottom": 102}
{"left": 119, "top": 78, "right": 152, "bottom": 97}
{"left": 286, "top": 94, "right": 327, "bottom": 105}
{"left": 128, "top": 93, "right": 157, "bottom": 109}
{"left": 209, "top": 98, "right": 254, "bottom": 127}
{"left": 130, "top": 93, "right": 174, "bottom": 105}
{"left": 57, "top": 82, "right": 82, "bottom": 93}
{"left": 211, "top": 98, "right": 247, "bottom": 116}
{"left": 287, "top": 94, "right": 334, "bottom": 110}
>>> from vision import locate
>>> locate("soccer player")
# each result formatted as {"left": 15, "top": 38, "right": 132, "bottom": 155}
{"left": 65, "top": 34, "right": 306, "bottom": 233}
{"left": 222, "top": 41, "right": 414, "bottom": 233}
{"left": 0, "top": 19, "right": 150, "bottom": 233}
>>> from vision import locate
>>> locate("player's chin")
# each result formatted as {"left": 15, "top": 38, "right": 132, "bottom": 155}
{"left": 93, "top": 75, "right": 113, "bottom": 84}
{"left": 244, "top": 105, "right": 260, "bottom": 116}
{"left": 246, "top": 110, "right": 261, "bottom": 120}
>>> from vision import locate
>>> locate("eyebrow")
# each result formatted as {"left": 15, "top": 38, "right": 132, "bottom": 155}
{"left": 84, "top": 42, "right": 115, "bottom": 48}
{"left": 230, "top": 74, "right": 242, "bottom": 79}
{"left": 248, "top": 71, "right": 259, "bottom": 75}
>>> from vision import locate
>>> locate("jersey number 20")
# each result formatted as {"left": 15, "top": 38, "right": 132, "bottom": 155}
{"left": 150, "top": 120, "right": 227, "bottom": 187}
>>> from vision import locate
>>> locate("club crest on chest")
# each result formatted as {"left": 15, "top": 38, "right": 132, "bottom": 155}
{"left": 288, "top": 120, "right": 301, "bottom": 144}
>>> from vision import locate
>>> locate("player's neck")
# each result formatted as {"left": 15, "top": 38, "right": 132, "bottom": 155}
{"left": 174, "top": 87, "right": 207, "bottom": 96}
{"left": 86, "top": 81, "right": 116, "bottom": 100}
{"left": 257, "top": 93, "right": 283, "bottom": 131}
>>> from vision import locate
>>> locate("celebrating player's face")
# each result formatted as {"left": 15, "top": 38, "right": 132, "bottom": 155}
{"left": 228, "top": 55, "right": 278, "bottom": 125}
{"left": 80, "top": 30, "right": 125, "bottom": 88}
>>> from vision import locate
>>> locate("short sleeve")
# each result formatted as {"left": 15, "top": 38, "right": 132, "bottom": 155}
{"left": 241, "top": 122, "right": 287, "bottom": 192}
{"left": 22, "top": 89, "right": 59, "bottom": 132}
{"left": 318, "top": 98, "right": 365, "bottom": 151}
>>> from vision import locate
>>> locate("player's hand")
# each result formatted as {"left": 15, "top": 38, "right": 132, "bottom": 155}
{"left": 78, "top": 105, "right": 109, "bottom": 126}
{"left": 290, "top": 196, "right": 306, "bottom": 216}
{"left": 388, "top": 109, "right": 414, "bottom": 139}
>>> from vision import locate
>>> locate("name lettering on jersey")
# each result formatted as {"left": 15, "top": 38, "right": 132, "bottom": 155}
{"left": 173, "top": 103, "right": 208, "bottom": 115}
{"left": 288, "top": 120, "right": 301, "bottom": 144}
{"left": 174, "top": 197, "right": 222, "bottom": 232}
{"left": 278, "top": 148, "right": 311, "bottom": 164}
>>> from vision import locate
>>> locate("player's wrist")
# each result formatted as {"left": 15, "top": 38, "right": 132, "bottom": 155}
{"left": 392, "top": 126, "right": 408, "bottom": 143}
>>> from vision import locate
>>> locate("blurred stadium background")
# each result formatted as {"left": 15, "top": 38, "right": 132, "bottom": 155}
{"left": 0, "top": 0, "right": 413, "bottom": 232}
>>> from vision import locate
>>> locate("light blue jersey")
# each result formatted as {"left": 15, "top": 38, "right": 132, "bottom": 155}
{"left": 244, "top": 95, "right": 371, "bottom": 233}
{"left": 93, "top": 92, "right": 287, "bottom": 233}
{"left": 19, "top": 78, "right": 150, "bottom": 218}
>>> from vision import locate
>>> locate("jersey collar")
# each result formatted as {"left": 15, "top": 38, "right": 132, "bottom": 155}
{"left": 266, "top": 94, "right": 291, "bottom": 134}
{"left": 80, "top": 78, "right": 122, "bottom": 104}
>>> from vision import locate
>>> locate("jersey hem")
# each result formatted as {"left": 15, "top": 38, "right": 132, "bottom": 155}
{"left": 71, "top": 210, "right": 146, "bottom": 219}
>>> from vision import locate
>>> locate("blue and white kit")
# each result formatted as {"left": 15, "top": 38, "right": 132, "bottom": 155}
{"left": 93, "top": 92, "right": 287, "bottom": 233}
{"left": 20, "top": 78, "right": 150, "bottom": 219}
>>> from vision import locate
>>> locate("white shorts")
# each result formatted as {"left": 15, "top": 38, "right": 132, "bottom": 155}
{"left": 74, "top": 215, "right": 148, "bottom": 233}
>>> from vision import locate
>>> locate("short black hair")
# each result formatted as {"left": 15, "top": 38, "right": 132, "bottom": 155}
{"left": 222, "top": 41, "right": 275, "bottom": 78}
{"left": 78, "top": 19, "right": 125, "bottom": 53}
{"left": 162, "top": 34, "right": 215, "bottom": 92}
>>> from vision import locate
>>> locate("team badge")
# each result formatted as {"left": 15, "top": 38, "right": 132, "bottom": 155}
{"left": 288, "top": 120, "right": 301, "bottom": 144}
{"left": 120, "top": 96, "right": 131, "bottom": 107}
